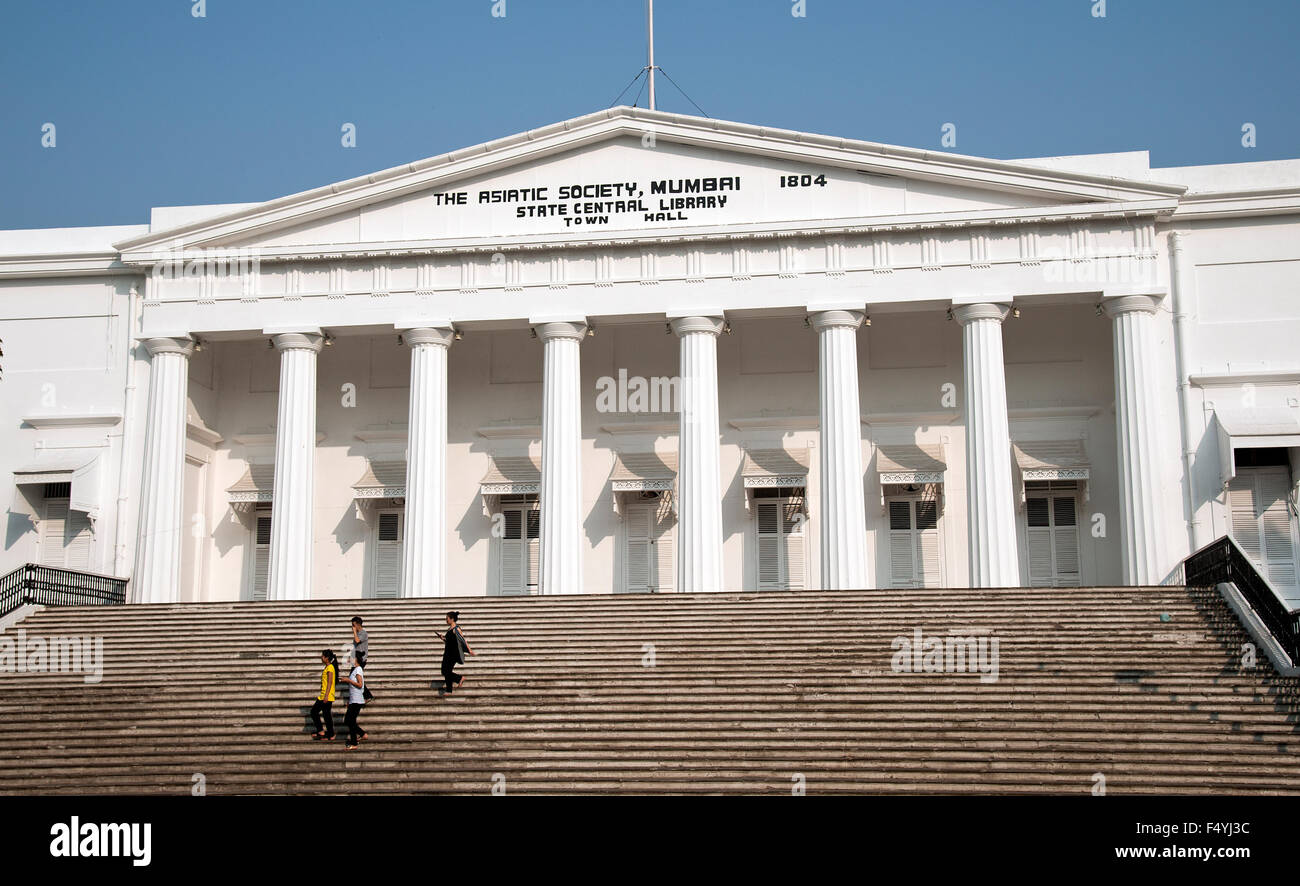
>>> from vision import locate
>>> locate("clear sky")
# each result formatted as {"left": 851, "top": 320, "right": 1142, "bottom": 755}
{"left": 1, "top": 0, "right": 1296, "bottom": 229}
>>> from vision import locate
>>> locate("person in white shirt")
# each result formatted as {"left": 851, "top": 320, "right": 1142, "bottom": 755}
{"left": 340, "top": 661, "right": 368, "bottom": 749}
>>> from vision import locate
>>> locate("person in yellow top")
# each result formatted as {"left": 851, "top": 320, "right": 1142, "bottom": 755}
{"left": 310, "top": 650, "right": 339, "bottom": 740}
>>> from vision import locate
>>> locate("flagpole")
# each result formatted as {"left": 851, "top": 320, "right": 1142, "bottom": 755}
{"left": 647, "top": 0, "right": 656, "bottom": 110}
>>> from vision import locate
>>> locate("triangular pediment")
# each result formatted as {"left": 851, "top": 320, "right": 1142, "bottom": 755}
{"left": 116, "top": 107, "right": 1184, "bottom": 259}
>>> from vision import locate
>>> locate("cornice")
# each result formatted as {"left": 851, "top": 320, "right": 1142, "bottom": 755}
{"left": 1171, "top": 186, "right": 1300, "bottom": 221}
{"left": 21, "top": 413, "right": 123, "bottom": 429}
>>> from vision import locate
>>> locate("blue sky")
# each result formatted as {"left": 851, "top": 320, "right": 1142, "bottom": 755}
{"left": 1, "top": 0, "right": 1296, "bottom": 229}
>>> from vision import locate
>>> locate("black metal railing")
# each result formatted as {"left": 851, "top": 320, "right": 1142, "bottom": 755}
{"left": 1184, "top": 535, "right": 1300, "bottom": 666}
{"left": 0, "top": 563, "right": 128, "bottom": 620}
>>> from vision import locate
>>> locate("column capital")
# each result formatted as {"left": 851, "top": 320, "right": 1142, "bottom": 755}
{"left": 403, "top": 326, "right": 456, "bottom": 348}
{"left": 670, "top": 315, "right": 726, "bottom": 337}
{"left": 1102, "top": 293, "right": 1163, "bottom": 319}
{"left": 532, "top": 320, "right": 588, "bottom": 342}
{"left": 141, "top": 336, "right": 195, "bottom": 358}
{"left": 951, "top": 302, "right": 1011, "bottom": 326}
{"left": 271, "top": 332, "right": 324, "bottom": 353}
{"left": 809, "top": 309, "right": 864, "bottom": 332}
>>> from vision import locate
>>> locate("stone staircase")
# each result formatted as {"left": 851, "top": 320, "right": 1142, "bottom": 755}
{"left": 0, "top": 586, "right": 1297, "bottom": 795}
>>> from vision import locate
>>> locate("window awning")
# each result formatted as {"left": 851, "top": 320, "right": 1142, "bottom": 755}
{"left": 1013, "top": 440, "right": 1091, "bottom": 505}
{"left": 611, "top": 451, "right": 677, "bottom": 492}
{"left": 1013, "top": 440, "right": 1090, "bottom": 480}
{"left": 876, "top": 444, "right": 946, "bottom": 484}
{"left": 740, "top": 447, "right": 809, "bottom": 489}
{"left": 352, "top": 460, "right": 407, "bottom": 500}
{"left": 12, "top": 454, "right": 102, "bottom": 522}
{"left": 1214, "top": 407, "right": 1300, "bottom": 489}
{"left": 227, "top": 464, "right": 274, "bottom": 510}
{"left": 480, "top": 455, "right": 541, "bottom": 496}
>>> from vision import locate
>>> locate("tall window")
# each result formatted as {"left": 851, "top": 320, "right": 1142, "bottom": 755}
{"left": 1024, "top": 481, "right": 1080, "bottom": 587}
{"left": 754, "top": 487, "right": 806, "bottom": 590}
{"left": 249, "top": 508, "right": 272, "bottom": 601}
{"left": 886, "top": 486, "right": 942, "bottom": 588}
{"left": 498, "top": 495, "right": 540, "bottom": 595}
{"left": 624, "top": 492, "right": 675, "bottom": 593}
{"left": 1227, "top": 448, "right": 1297, "bottom": 598}
{"left": 373, "top": 510, "right": 404, "bottom": 599}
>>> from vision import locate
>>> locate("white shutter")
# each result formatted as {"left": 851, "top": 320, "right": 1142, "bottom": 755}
{"left": 652, "top": 494, "right": 675, "bottom": 593}
{"left": 915, "top": 499, "right": 941, "bottom": 588}
{"left": 252, "top": 515, "right": 272, "bottom": 601}
{"left": 500, "top": 509, "right": 524, "bottom": 595}
{"left": 1228, "top": 476, "right": 1261, "bottom": 560}
{"left": 374, "top": 511, "right": 403, "bottom": 599}
{"left": 756, "top": 501, "right": 782, "bottom": 589}
{"left": 783, "top": 496, "right": 806, "bottom": 590}
{"left": 525, "top": 507, "right": 540, "bottom": 593}
{"left": 625, "top": 503, "right": 653, "bottom": 593}
{"left": 1243, "top": 467, "right": 1298, "bottom": 596}
{"left": 1051, "top": 496, "right": 1081, "bottom": 587}
{"left": 888, "top": 500, "right": 916, "bottom": 588}
{"left": 64, "top": 510, "right": 92, "bottom": 571}
{"left": 1025, "top": 496, "right": 1054, "bottom": 586}
{"left": 40, "top": 499, "right": 69, "bottom": 567}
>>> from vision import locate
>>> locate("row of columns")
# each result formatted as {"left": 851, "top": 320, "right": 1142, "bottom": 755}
{"left": 131, "top": 296, "right": 1167, "bottom": 603}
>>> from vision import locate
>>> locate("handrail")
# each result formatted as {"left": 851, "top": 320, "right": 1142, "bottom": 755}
{"left": 1184, "top": 535, "right": 1300, "bottom": 666}
{"left": 0, "top": 564, "right": 128, "bottom": 621}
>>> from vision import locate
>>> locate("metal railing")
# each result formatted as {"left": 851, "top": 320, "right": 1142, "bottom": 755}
{"left": 0, "top": 563, "right": 128, "bottom": 621}
{"left": 1184, "top": 535, "right": 1300, "bottom": 666}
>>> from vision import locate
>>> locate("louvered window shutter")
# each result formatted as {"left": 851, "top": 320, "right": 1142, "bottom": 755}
{"left": 374, "top": 512, "right": 403, "bottom": 599}
{"left": 1051, "top": 496, "right": 1080, "bottom": 586}
{"left": 782, "top": 496, "right": 806, "bottom": 590}
{"left": 252, "top": 515, "right": 272, "bottom": 601}
{"left": 915, "top": 499, "right": 941, "bottom": 588}
{"left": 1025, "top": 496, "right": 1054, "bottom": 586}
{"left": 1255, "top": 467, "right": 1297, "bottom": 595}
{"left": 625, "top": 503, "right": 652, "bottom": 593}
{"left": 654, "top": 497, "right": 675, "bottom": 593}
{"left": 756, "top": 501, "right": 782, "bottom": 589}
{"left": 525, "top": 506, "right": 540, "bottom": 593}
{"left": 40, "top": 499, "right": 69, "bottom": 567}
{"left": 500, "top": 508, "right": 524, "bottom": 595}
{"left": 888, "top": 500, "right": 916, "bottom": 588}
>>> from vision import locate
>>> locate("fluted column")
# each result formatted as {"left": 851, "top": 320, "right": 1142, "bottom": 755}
{"left": 535, "top": 321, "right": 587, "bottom": 594}
{"left": 133, "top": 336, "right": 195, "bottom": 604}
{"left": 810, "top": 310, "right": 869, "bottom": 589}
{"left": 267, "top": 331, "right": 323, "bottom": 601}
{"left": 953, "top": 303, "right": 1020, "bottom": 587}
{"left": 1104, "top": 294, "right": 1167, "bottom": 585}
{"left": 672, "top": 315, "right": 725, "bottom": 592}
{"left": 402, "top": 326, "right": 455, "bottom": 597}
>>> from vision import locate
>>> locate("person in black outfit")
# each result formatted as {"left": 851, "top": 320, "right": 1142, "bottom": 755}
{"left": 435, "top": 611, "right": 475, "bottom": 697}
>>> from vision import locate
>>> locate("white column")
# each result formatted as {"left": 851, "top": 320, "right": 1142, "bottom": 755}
{"left": 535, "top": 321, "right": 587, "bottom": 594}
{"left": 810, "top": 310, "right": 869, "bottom": 589}
{"left": 953, "top": 303, "right": 1020, "bottom": 587}
{"left": 267, "top": 331, "right": 323, "bottom": 601}
{"left": 402, "top": 326, "right": 455, "bottom": 597}
{"left": 133, "top": 336, "right": 194, "bottom": 604}
{"left": 1104, "top": 294, "right": 1167, "bottom": 585}
{"left": 672, "top": 315, "right": 725, "bottom": 592}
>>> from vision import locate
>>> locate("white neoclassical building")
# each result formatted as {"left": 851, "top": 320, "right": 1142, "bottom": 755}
{"left": 3, "top": 107, "right": 1300, "bottom": 603}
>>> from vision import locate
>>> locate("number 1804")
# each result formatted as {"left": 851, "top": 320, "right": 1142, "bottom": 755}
{"left": 779, "top": 174, "right": 827, "bottom": 188}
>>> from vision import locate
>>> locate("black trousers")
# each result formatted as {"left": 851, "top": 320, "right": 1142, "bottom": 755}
{"left": 441, "top": 657, "right": 462, "bottom": 693}
{"left": 310, "top": 699, "right": 334, "bottom": 737}
{"left": 344, "top": 703, "right": 364, "bottom": 745}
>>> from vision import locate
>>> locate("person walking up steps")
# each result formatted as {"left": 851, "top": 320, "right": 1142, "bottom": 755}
{"left": 340, "top": 657, "right": 368, "bottom": 749}
{"left": 310, "top": 650, "right": 338, "bottom": 740}
{"left": 435, "top": 611, "right": 475, "bottom": 697}
{"left": 351, "top": 616, "right": 375, "bottom": 703}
